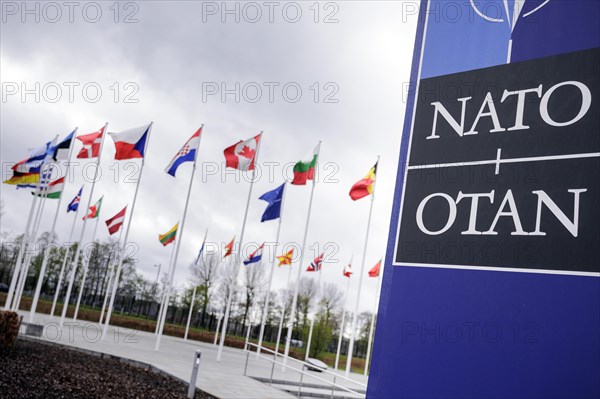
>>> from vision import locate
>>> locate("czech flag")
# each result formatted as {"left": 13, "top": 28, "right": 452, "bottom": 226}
{"left": 109, "top": 124, "right": 151, "bottom": 160}
{"left": 243, "top": 243, "right": 264, "bottom": 265}
{"left": 165, "top": 128, "right": 202, "bottom": 177}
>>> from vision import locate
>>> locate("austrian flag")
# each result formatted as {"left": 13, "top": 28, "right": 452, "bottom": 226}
{"left": 105, "top": 206, "right": 127, "bottom": 235}
{"left": 224, "top": 134, "right": 261, "bottom": 171}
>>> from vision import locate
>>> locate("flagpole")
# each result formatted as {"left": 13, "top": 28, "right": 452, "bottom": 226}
{"left": 213, "top": 314, "right": 222, "bottom": 345}
{"left": 345, "top": 155, "right": 379, "bottom": 378}
{"left": 14, "top": 163, "right": 53, "bottom": 310}
{"left": 155, "top": 241, "right": 177, "bottom": 335}
{"left": 274, "top": 265, "right": 293, "bottom": 357}
{"left": 304, "top": 256, "right": 324, "bottom": 361}
{"left": 335, "top": 258, "right": 352, "bottom": 370}
{"left": 73, "top": 215, "right": 100, "bottom": 320}
{"left": 5, "top": 152, "right": 49, "bottom": 310}
{"left": 364, "top": 268, "right": 382, "bottom": 376}
{"left": 50, "top": 202, "right": 83, "bottom": 317}
{"left": 29, "top": 128, "right": 78, "bottom": 322}
{"left": 102, "top": 122, "right": 153, "bottom": 340}
{"left": 257, "top": 182, "right": 287, "bottom": 355}
{"left": 99, "top": 229, "right": 122, "bottom": 324}
{"left": 283, "top": 141, "right": 321, "bottom": 368}
{"left": 184, "top": 285, "right": 197, "bottom": 341}
{"left": 156, "top": 125, "right": 204, "bottom": 350}
{"left": 60, "top": 123, "right": 109, "bottom": 328}
{"left": 217, "top": 132, "right": 263, "bottom": 362}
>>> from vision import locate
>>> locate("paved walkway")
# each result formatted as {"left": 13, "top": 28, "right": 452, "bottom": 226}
{"left": 17, "top": 311, "right": 368, "bottom": 399}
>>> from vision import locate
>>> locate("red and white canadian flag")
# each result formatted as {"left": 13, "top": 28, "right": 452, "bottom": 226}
{"left": 77, "top": 125, "right": 106, "bottom": 159}
{"left": 105, "top": 206, "right": 127, "bottom": 235}
{"left": 223, "top": 134, "right": 261, "bottom": 171}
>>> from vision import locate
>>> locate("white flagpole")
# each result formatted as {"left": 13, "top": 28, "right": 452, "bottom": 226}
{"left": 345, "top": 156, "right": 379, "bottom": 378}
{"left": 364, "top": 267, "right": 382, "bottom": 376}
{"left": 50, "top": 203, "right": 83, "bottom": 318}
{"left": 60, "top": 123, "right": 109, "bottom": 328}
{"left": 4, "top": 188, "right": 39, "bottom": 310}
{"left": 155, "top": 242, "right": 177, "bottom": 335}
{"left": 283, "top": 141, "right": 321, "bottom": 367}
{"left": 156, "top": 125, "right": 204, "bottom": 350}
{"left": 102, "top": 122, "right": 153, "bottom": 340}
{"left": 335, "top": 259, "right": 352, "bottom": 370}
{"left": 274, "top": 264, "right": 292, "bottom": 357}
{"left": 13, "top": 163, "right": 53, "bottom": 310}
{"left": 257, "top": 182, "right": 287, "bottom": 355}
{"left": 5, "top": 140, "right": 55, "bottom": 310}
{"left": 217, "top": 133, "right": 263, "bottom": 362}
{"left": 73, "top": 215, "right": 100, "bottom": 320}
{"left": 184, "top": 285, "right": 197, "bottom": 341}
{"left": 213, "top": 314, "right": 222, "bottom": 346}
{"left": 99, "top": 229, "right": 122, "bottom": 324}
{"left": 29, "top": 128, "right": 78, "bottom": 322}
{"left": 304, "top": 259, "right": 324, "bottom": 361}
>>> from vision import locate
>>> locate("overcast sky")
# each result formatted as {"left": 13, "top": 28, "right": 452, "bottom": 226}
{"left": 0, "top": 1, "right": 418, "bottom": 315}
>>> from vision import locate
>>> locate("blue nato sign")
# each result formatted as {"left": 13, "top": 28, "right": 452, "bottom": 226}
{"left": 368, "top": 1, "right": 599, "bottom": 398}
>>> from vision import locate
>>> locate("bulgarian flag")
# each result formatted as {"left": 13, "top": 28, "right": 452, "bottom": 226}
{"left": 109, "top": 124, "right": 151, "bottom": 160}
{"left": 277, "top": 249, "right": 294, "bottom": 267}
{"left": 292, "top": 145, "right": 318, "bottom": 185}
{"left": 368, "top": 259, "right": 382, "bottom": 278}
{"left": 223, "top": 134, "right": 261, "bottom": 171}
{"left": 349, "top": 162, "right": 378, "bottom": 201}
{"left": 33, "top": 177, "right": 65, "bottom": 199}
{"left": 159, "top": 222, "right": 178, "bottom": 246}
{"left": 223, "top": 236, "right": 235, "bottom": 258}
{"left": 83, "top": 196, "right": 103, "bottom": 220}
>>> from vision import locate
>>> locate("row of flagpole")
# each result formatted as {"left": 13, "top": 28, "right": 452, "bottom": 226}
{"left": 3, "top": 123, "right": 383, "bottom": 375}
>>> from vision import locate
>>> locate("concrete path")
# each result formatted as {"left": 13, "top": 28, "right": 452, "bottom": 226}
{"left": 17, "top": 311, "right": 368, "bottom": 399}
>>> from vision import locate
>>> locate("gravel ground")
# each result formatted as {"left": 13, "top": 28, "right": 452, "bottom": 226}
{"left": 0, "top": 339, "right": 217, "bottom": 399}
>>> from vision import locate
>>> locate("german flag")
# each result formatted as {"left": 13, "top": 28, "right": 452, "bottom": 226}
{"left": 349, "top": 162, "right": 377, "bottom": 201}
{"left": 159, "top": 222, "right": 178, "bottom": 246}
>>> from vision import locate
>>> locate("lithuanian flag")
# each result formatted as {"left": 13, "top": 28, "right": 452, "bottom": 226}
{"left": 277, "top": 249, "right": 294, "bottom": 267}
{"left": 159, "top": 222, "right": 178, "bottom": 246}
{"left": 349, "top": 162, "right": 377, "bottom": 200}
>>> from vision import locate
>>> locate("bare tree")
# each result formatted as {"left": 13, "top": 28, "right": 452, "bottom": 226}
{"left": 216, "top": 257, "right": 240, "bottom": 316}
{"left": 297, "top": 277, "right": 318, "bottom": 332}
{"left": 241, "top": 260, "right": 266, "bottom": 327}
{"left": 318, "top": 282, "right": 343, "bottom": 326}
{"left": 189, "top": 252, "right": 220, "bottom": 324}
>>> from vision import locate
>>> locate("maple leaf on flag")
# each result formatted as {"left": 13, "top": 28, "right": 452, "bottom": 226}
{"left": 238, "top": 145, "right": 256, "bottom": 160}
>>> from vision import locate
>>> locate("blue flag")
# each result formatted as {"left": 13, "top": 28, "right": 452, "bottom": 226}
{"left": 259, "top": 183, "right": 285, "bottom": 222}
{"left": 68, "top": 187, "right": 83, "bottom": 212}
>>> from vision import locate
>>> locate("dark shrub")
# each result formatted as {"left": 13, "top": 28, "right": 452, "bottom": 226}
{"left": 0, "top": 311, "right": 21, "bottom": 349}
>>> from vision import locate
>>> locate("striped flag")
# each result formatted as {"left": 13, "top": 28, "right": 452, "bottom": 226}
{"left": 105, "top": 206, "right": 127, "bottom": 235}
{"left": 349, "top": 162, "right": 378, "bottom": 201}
{"left": 165, "top": 128, "right": 202, "bottom": 177}
{"left": 243, "top": 243, "right": 264, "bottom": 265}
{"left": 158, "top": 223, "right": 178, "bottom": 246}
{"left": 33, "top": 177, "right": 65, "bottom": 199}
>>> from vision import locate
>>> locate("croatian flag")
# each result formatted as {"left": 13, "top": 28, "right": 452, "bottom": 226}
{"left": 165, "top": 128, "right": 202, "bottom": 177}
{"left": 67, "top": 187, "right": 83, "bottom": 212}
{"left": 109, "top": 124, "right": 151, "bottom": 160}
{"left": 243, "top": 243, "right": 264, "bottom": 265}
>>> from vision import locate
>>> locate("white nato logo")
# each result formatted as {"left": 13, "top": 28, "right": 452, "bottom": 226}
{"left": 469, "top": 0, "right": 550, "bottom": 61}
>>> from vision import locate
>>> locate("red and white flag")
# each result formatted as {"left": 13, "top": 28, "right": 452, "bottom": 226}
{"left": 343, "top": 262, "right": 353, "bottom": 278}
{"left": 368, "top": 259, "right": 381, "bottom": 278}
{"left": 105, "top": 206, "right": 127, "bottom": 235}
{"left": 77, "top": 126, "right": 105, "bottom": 159}
{"left": 223, "top": 134, "right": 261, "bottom": 171}
{"left": 109, "top": 124, "right": 151, "bottom": 160}
{"left": 306, "top": 253, "right": 324, "bottom": 272}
